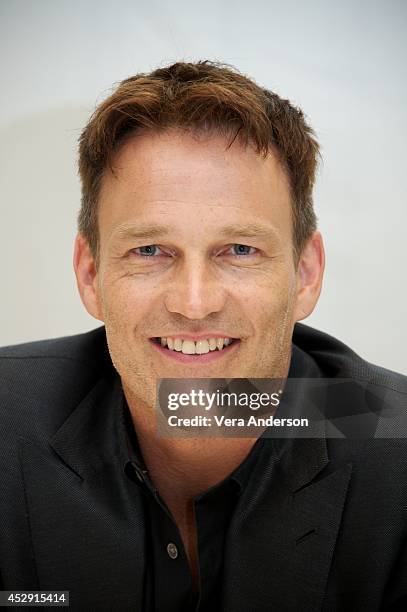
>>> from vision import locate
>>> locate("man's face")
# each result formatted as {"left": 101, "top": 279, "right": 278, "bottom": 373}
{"left": 78, "top": 129, "right": 316, "bottom": 407}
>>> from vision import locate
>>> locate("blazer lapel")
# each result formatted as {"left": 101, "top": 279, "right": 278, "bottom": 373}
{"left": 18, "top": 374, "right": 147, "bottom": 611}
{"left": 221, "top": 347, "right": 353, "bottom": 611}
{"left": 222, "top": 434, "right": 352, "bottom": 612}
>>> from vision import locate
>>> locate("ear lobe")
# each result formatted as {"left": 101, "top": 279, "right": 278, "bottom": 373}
{"left": 73, "top": 234, "right": 104, "bottom": 321}
{"left": 293, "top": 231, "right": 325, "bottom": 322}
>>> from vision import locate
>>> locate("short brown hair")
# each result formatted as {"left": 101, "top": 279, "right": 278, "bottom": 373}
{"left": 78, "top": 60, "right": 320, "bottom": 265}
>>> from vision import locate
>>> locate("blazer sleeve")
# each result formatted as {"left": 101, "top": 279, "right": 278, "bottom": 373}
{"left": 382, "top": 537, "right": 407, "bottom": 610}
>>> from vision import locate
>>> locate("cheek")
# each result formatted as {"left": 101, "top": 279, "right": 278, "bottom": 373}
{"left": 244, "top": 278, "right": 296, "bottom": 369}
{"left": 237, "top": 269, "right": 295, "bottom": 324}
{"left": 99, "top": 281, "right": 158, "bottom": 378}
{"left": 100, "top": 279, "right": 150, "bottom": 330}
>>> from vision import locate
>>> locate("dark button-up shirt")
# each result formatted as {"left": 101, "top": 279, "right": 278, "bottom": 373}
{"left": 115, "top": 344, "right": 315, "bottom": 611}
{"left": 118, "top": 393, "right": 264, "bottom": 611}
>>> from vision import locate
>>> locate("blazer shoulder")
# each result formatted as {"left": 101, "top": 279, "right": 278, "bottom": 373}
{"left": 0, "top": 326, "right": 113, "bottom": 440}
{"left": 0, "top": 326, "right": 107, "bottom": 363}
{"left": 293, "top": 322, "right": 407, "bottom": 393}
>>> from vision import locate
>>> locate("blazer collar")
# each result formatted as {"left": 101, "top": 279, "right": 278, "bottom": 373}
{"left": 220, "top": 347, "right": 352, "bottom": 611}
{"left": 49, "top": 371, "right": 126, "bottom": 481}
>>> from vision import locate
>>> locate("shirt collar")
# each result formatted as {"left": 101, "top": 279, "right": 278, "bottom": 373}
{"left": 114, "top": 341, "right": 315, "bottom": 493}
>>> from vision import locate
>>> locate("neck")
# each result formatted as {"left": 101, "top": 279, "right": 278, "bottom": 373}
{"left": 122, "top": 382, "right": 259, "bottom": 499}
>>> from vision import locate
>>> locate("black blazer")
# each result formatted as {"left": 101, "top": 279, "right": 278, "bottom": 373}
{"left": 1, "top": 323, "right": 406, "bottom": 611}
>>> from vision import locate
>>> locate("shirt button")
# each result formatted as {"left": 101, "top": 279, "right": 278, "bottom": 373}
{"left": 167, "top": 542, "right": 178, "bottom": 559}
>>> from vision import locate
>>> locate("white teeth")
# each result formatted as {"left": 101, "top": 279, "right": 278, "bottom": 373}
{"left": 174, "top": 338, "right": 183, "bottom": 351}
{"left": 158, "top": 337, "right": 235, "bottom": 354}
{"left": 196, "top": 340, "right": 209, "bottom": 354}
{"left": 181, "top": 340, "right": 196, "bottom": 355}
{"left": 208, "top": 338, "right": 217, "bottom": 351}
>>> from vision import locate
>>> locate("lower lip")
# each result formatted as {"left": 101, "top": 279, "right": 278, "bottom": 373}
{"left": 149, "top": 339, "right": 240, "bottom": 364}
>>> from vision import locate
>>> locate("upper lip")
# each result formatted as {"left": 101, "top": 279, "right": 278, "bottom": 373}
{"left": 150, "top": 334, "right": 239, "bottom": 341}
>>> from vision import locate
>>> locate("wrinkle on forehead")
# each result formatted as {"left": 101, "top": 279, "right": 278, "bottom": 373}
{"left": 98, "top": 129, "right": 294, "bottom": 250}
{"left": 103, "top": 128, "right": 290, "bottom": 198}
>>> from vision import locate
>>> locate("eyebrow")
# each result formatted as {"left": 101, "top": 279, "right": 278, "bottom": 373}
{"left": 113, "top": 224, "right": 172, "bottom": 241}
{"left": 112, "top": 222, "right": 280, "bottom": 242}
{"left": 218, "top": 223, "right": 279, "bottom": 240}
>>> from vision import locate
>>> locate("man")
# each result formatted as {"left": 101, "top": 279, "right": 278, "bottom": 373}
{"left": 0, "top": 61, "right": 406, "bottom": 611}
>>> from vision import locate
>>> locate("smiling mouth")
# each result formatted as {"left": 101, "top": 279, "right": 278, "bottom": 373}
{"left": 151, "top": 336, "right": 240, "bottom": 355}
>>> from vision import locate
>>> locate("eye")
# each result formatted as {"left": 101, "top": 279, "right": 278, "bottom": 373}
{"left": 131, "top": 245, "right": 162, "bottom": 258}
{"left": 230, "top": 244, "right": 256, "bottom": 256}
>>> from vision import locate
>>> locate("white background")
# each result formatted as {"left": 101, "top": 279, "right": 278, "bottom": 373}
{"left": 1, "top": 0, "right": 406, "bottom": 373}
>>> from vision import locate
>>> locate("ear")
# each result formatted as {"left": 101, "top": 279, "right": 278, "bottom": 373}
{"left": 293, "top": 231, "right": 325, "bottom": 322}
{"left": 73, "top": 234, "right": 104, "bottom": 321}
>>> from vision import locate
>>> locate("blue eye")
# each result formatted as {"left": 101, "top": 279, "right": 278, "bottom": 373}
{"left": 137, "top": 245, "right": 157, "bottom": 256}
{"left": 232, "top": 244, "right": 253, "bottom": 256}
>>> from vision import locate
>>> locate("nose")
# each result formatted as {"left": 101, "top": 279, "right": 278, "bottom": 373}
{"left": 164, "top": 257, "right": 227, "bottom": 320}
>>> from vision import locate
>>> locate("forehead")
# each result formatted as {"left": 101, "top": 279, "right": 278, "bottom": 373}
{"left": 98, "top": 129, "right": 292, "bottom": 240}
